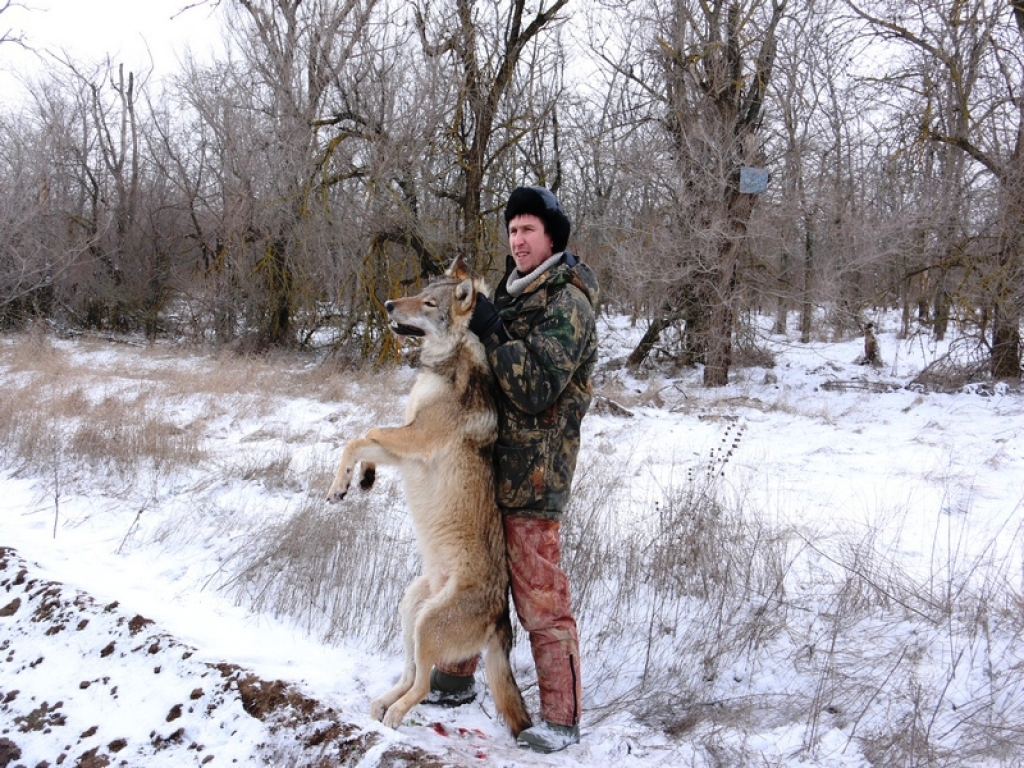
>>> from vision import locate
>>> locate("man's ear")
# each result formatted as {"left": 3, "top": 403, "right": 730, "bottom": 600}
{"left": 454, "top": 279, "right": 476, "bottom": 314}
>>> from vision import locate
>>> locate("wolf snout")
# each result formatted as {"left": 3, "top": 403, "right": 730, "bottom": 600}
{"left": 384, "top": 300, "right": 395, "bottom": 313}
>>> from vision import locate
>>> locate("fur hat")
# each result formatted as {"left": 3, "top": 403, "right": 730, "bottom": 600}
{"left": 503, "top": 186, "right": 571, "bottom": 253}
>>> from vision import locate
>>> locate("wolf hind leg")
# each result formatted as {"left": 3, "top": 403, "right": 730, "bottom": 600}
{"left": 371, "top": 575, "right": 431, "bottom": 722}
{"left": 380, "top": 587, "right": 468, "bottom": 728}
{"left": 485, "top": 604, "right": 532, "bottom": 736}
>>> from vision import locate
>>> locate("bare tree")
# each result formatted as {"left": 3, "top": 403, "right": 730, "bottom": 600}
{"left": 0, "top": 0, "right": 25, "bottom": 47}
{"left": 768, "top": 0, "right": 857, "bottom": 342}
{"left": 781, "top": 21, "right": 895, "bottom": 344}
{"left": 15, "top": 59, "right": 159, "bottom": 332}
{"left": 175, "top": 0, "right": 385, "bottom": 348}
{"left": 413, "top": 0, "right": 569, "bottom": 268}
{"left": 600, "top": 0, "right": 787, "bottom": 385}
{"left": 846, "top": 0, "right": 1023, "bottom": 379}
{"left": 0, "top": 112, "right": 58, "bottom": 326}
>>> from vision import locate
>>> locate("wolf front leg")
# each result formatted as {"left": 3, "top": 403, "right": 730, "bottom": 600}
{"left": 327, "top": 424, "right": 424, "bottom": 502}
{"left": 326, "top": 436, "right": 378, "bottom": 502}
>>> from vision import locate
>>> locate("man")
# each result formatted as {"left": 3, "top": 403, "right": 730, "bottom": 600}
{"left": 428, "top": 186, "right": 599, "bottom": 753}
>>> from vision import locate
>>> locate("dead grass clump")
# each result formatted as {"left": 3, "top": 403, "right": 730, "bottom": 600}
{"left": 0, "top": 368, "right": 204, "bottom": 479}
{"left": 224, "top": 481, "right": 415, "bottom": 650}
{"left": 560, "top": 439, "right": 799, "bottom": 735}
{"left": 0, "top": 400, "right": 61, "bottom": 467}
{"left": 3, "top": 326, "right": 66, "bottom": 375}
{"left": 68, "top": 416, "right": 204, "bottom": 476}
{"left": 316, "top": 364, "right": 408, "bottom": 425}
{"left": 220, "top": 446, "right": 298, "bottom": 492}
{"left": 46, "top": 386, "right": 92, "bottom": 420}
{"left": 173, "top": 355, "right": 273, "bottom": 397}
{"left": 0, "top": 379, "right": 87, "bottom": 468}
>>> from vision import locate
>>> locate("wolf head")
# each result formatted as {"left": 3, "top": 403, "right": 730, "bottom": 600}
{"left": 384, "top": 257, "right": 488, "bottom": 357}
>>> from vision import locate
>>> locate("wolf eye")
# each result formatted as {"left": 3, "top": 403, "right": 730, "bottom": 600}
{"left": 424, "top": 300, "right": 438, "bottom": 308}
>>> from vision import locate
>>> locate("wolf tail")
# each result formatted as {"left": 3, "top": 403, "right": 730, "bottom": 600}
{"left": 484, "top": 603, "right": 532, "bottom": 737}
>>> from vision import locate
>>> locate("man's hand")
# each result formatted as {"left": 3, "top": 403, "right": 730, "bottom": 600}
{"left": 468, "top": 293, "right": 508, "bottom": 349}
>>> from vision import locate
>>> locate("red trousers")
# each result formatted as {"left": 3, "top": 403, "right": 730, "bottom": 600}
{"left": 438, "top": 515, "right": 581, "bottom": 727}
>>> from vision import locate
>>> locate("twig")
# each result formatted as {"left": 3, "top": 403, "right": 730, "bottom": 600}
{"left": 52, "top": 437, "right": 61, "bottom": 539}
{"left": 116, "top": 507, "right": 145, "bottom": 554}
{"left": 797, "top": 534, "right": 941, "bottom": 622}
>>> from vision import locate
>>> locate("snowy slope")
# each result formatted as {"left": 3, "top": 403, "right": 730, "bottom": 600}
{"left": 2, "top": 315, "right": 1022, "bottom": 767}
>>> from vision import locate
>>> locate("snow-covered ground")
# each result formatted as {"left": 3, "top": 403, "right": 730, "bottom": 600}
{"left": 2, "top": 314, "right": 1022, "bottom": 767}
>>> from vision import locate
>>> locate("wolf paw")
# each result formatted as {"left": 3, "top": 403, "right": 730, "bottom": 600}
{"left": 326, "top": 464, "right": 356, "bottom": 503}
{"left": 381, "top": 705, "right": 405, "bottom": 730}
{"left": 359, "top": 464, "right": 376, "bottom": 490}
{"left": 369, "top": 698, "right": 387, "bottom": 722}
{"left": 325, "top": 487, "right": 348, "bottom": 503}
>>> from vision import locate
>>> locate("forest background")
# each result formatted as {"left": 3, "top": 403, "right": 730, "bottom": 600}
{"left": 1, "top": 0, "right": 1022, "bottom": 385}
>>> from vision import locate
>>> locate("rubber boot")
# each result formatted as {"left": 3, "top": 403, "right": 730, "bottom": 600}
{"left": 517, "top": 721, "right": 580, "bottom": 753}
{"left": 423, "top": 664, "right": 477, "bottom": 707}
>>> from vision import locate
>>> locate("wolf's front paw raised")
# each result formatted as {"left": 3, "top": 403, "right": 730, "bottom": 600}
{"left": 325, "top": 486, "right": 348, "bottom": 503}
{"left": 326, "top": 465, "right": 354, "bottom": 502}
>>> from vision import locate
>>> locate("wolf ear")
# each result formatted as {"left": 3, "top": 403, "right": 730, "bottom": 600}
{"left": 454, "top": 279, "right": 476, "bottom": 314}
{"left": 447, "top": 256, "right": 473, "bottom": 281}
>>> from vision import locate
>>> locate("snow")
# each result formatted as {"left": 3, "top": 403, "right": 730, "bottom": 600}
{"left": 2, "top": 314, "right": 1023, "bottom": 766}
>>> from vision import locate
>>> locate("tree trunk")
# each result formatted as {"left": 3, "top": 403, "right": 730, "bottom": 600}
{"left": 703, "top": 183, "right": 754, "bottom": 386}
{"left": 990, "top": 307, "right": 1021, "bottom": 379}
{"left": 990, "top": 230, "right": 1022, "bottom": 379}
{"left": 626, "top": 312, "right": 672, "bottom": 370}
{"left": 773, "top": 246, "right": 789, "bottom": 335}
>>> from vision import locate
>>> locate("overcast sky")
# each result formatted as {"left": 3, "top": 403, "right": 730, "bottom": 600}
{"left": 1, "top": 0, "right": 225, "bottom": 100}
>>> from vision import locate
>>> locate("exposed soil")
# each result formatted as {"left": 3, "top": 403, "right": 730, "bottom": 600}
{"left": 0, "top": 546, "right": 453, "bottom": 767}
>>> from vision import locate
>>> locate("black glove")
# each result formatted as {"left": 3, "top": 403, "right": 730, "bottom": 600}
{"left": 468, "top": 293, "right": 508, "bottom": 350}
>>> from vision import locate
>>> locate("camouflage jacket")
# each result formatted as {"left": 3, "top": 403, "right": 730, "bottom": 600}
{"left": 485, "top": 253, "right": 600, "bottom": 519}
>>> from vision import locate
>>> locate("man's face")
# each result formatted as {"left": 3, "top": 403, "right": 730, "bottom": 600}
{"left": 508, "top": 213, "right": 554, "bottom": 274}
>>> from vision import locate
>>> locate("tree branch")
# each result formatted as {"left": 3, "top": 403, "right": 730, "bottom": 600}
{"left": 923, "top": 128, "right": 1005, "bottom": 182}
{"left": 843, "top": 0, "right": 949, "bottom": 65}
{"left": 741, "top": 0, "right": 786, "bottom": 130}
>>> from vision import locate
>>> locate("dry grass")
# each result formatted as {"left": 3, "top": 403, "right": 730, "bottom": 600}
{"left": 0, "top": 371, "right": 203, "bottom": 479}
{"left": 226, "top": 482, "right": 415, "bottom": 649}
{"left": 565, "top": 455, "right": 803, "bottom": 725}
{"left": 554, "top": 420, "right": 1023, "bottom": 766}
{"left": 0, "top": 330, "right": 402, "bottom": 481}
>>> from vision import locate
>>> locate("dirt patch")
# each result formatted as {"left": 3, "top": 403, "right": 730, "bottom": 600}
{"left": 0, "top": 737, "right": 22, "bottom": 768}
{"left": 0, "top": 546, "right": 456, "bottom": 767}
{"left": 128, "top": 615, "right": 154, "bottom": 635}
{"left": 14, "top": 700, "right": 66, "bottom": 732}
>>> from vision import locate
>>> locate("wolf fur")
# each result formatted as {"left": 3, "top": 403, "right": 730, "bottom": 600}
{"left": 326, "top": 258, "right": 532, "bottom": 737}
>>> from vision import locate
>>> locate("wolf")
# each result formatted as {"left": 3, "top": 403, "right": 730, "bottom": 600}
{"left": 326, "top": 258, "right": 532, "bottom": 737}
